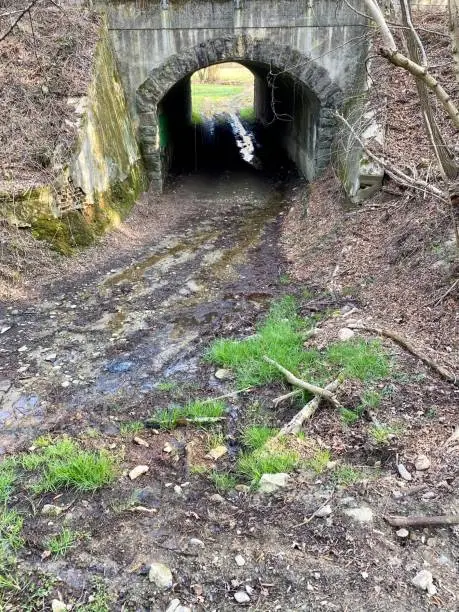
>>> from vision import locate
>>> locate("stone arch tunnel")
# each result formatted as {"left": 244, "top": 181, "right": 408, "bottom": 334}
{"left": 100, "top": 0, "right": 371, "bottom": 194}
{"left": 136, "top": 36, "right": 343, "bottom": 189}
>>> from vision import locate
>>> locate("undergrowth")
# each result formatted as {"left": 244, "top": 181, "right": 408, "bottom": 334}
{"left": 149, "top": 399, "right": 226, "bottom": 430}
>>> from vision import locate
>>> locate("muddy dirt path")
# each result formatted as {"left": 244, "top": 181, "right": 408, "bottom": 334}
{"left": 0, "top": 169, "right": 292, "bottom": 453}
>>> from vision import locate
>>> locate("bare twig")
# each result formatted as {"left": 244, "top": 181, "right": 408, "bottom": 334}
{"left": 276, "top": 379, "right": 342, "bottom": 436}
{"left": 433, "top": 278, "right": 459, "bottom": 306}
{"left": 385, "top": 514, "right": 459, "bottom": 527}
{"left": 293, "top": 494, "right": 334, "bottom": 527}
{"left": 262, "top": 356, "right": 344, "bottom": 409}
{"left": 0, "top": 0, "right": 40, "bottom": 42}
{"left": 348, "top": 323, "right": 458, "bottom": 386}
{"left": 272, "top": 389, "right": 302, "bottom": 408}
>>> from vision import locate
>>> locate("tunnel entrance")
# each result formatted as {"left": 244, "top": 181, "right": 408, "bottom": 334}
{"left": 137, "top": 36, "right": 342, "bottom": 190}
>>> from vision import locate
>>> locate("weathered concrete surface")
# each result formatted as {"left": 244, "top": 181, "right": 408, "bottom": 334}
{"left": 98, "top": 0, "right": 370, "bottom": 190}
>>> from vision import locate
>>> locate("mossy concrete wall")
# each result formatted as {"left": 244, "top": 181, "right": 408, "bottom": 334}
{"left": 0, "top": 21, "right": 146, "bottom": 254}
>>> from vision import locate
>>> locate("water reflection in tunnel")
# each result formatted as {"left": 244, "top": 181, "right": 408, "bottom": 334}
{"left": 157, "top": 59, "right": 319, "bottom": 184}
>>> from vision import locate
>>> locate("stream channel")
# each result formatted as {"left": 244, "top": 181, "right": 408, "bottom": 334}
{"left": 0, "top": 115, "right": 302, "bottom": 452}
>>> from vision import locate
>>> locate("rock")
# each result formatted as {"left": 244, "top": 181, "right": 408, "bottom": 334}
{"left": 41, "top": 504, "right": 63, "bottom": 517}
{"left": 315, "top": 504, "right": 332, "bottom": 518}
{"left": 234, "top": 590, "right": 250, "bottom": 604}
{"left": 258, "top": 473, "right": 289, "bottom": 494}
{"left": 338, "top": 327, "right": 355, "bottom": 341}
{"left": 51, "top": 601, "right": 67, "bottom": 612}
{"left": 186, "top": 280, "right": 202, "bottom": 293}
{"left": 44, "top": 352, "right": 57, "bottom": 362}
{"left": 209, "top": 493, "right": 225, "bottom": 503}
{"left": 166, "top": 599, "right": 191, "bottom": 612}
{"left": 61, "top": 380, "right": 70, "bottom": 388}
{"left": 207, "top": 445, "right": 228, "bottom": 460}
{"left": 235, "top": 554, "right": 245, "bottom": 566}
{"left": 344, "top": 506, "right": 374, "bottom": 523}
{"left": 129, "top": 465, "right": 149, "bottom": 480}
{"left": 396, "top": 528, "right": 409, "bottom": 539}
{"left": 412, "top": 570, "right": 437, "bottom": 595}
{"left": 235, "top": 484, "right": 250, "bottom": 493}
{"left": 189, "top": 538, "right": 205, "bottom": 548}
{"left": 415, "top": 454, "right": 431, "bottom": 471}
{"left": 173, "top": 485, "right": 183, "bottom": 495}
{"left": 148, "top": 562, "right": 173, "bottom": 590}
{"left": 397, "top": 463, "right": 412, "bottom": 481}
{"left": 133, "top": 436, "right": 149, "bottom": 447}
{"left": 163, "top": 442, "right": 173, "bottom": 453}
{"left": 214, "top": 368, "right": 231, "bottom": 380}
{"left": 0, "top": 379, "right": 12, "bottom": 393}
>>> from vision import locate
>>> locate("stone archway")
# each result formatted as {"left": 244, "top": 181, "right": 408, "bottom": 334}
{"left": 136, "top": 34, "right": 343, "bottom": 190}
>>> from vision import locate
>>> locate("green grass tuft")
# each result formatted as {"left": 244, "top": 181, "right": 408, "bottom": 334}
{"left": 210, "top": 471, "right": 237, "bottom": 493}
{"left": 207, "top": 296, "right": 314, "bottom": 388}
{"left": 333, "top": 464, "right": 367, "bottom": 486}
{"left": 46, "top": 528, "right": 79, "bottom": 557}
{"left": 369, "top": 424, "right": 397, "bottom": 445}
{"left": 241, "top": 426, "right": 278, "bottom": 450}
{"left": 237, "top": 449, "right": 299, "bottom": 485}
{"left": 119, "top": 421, "right": 144, "bottom": 436}
{"left": 152, "top": 399, "right": 226, "bottom": 430}
{"left": 35, "top": 449, "right": 115, "bottom": 493}
{"left": 306, "top": 449, "right": 331, "bottom": 474}
{"left": 325, "top": 340, "right": 391, "bottom": 381}
{"left": 0, "top": 463, "right": 16, "bottom": 504}
{"left": 0, "top": 508, "right": 23, "bottom": 563}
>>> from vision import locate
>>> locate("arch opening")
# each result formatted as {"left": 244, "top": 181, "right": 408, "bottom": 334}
{"left": 137, "top": 37, "right": 342, "bottom": 190}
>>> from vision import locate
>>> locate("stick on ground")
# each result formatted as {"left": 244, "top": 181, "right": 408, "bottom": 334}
{"left": 348, "top": 323, "right": 458, "bottom": 386}
{"left": 385, "top": 514, "right": 459, "bottom": 527}
{"left": 263, "top": 355, "right": 344, "bottom": 409}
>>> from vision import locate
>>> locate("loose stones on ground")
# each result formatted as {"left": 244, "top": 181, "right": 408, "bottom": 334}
{"left": 166, "top": 599, "right": 191, "bottom": 612}
{"left": 258, "top": 473, "right": 289, "bottom": 494}
{"left": 129, "top": 465, "right": 149, "bottom": 480}
{"left": 149, "top": 562, "right": 173, "bottom": 590}
{"left": 414, "top": 454, "right": 431, "bottom": 471}
{"left": 344, "top": 506, "right": 374, "bottom": 523}
{"left": 411, "top": 570, "right": 437, "bottom": 595}
{"left": 234, "top": 590, "right": 250, "bottom": 604}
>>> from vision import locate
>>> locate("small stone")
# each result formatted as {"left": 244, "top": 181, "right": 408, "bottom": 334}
{"left": 235, "top": 554, "right": 245, "bottom": 567}
{"left": 235, "top": 484, "right": 250, "bottom": 493}
{"left": 207, "top": 445, "right": 228, "bottom": 460}
{"left": 51, "top": 601, "right": 67, "bottom": 612}
{"left": 174, "top": 485, "right": 182, "bottom": 495}
{"left": 18, "top": 345, "right": 27, "bottom": 353}
{"left": 315, "top": 504, "right": 332, "bottom": 518}
{"left": 209, "top": 493, "right": 225, "bottom": 503}
{"left": 397, "top": 463, "right": 412, "bottom": 481}
{"left": 361, "top": 571, "right": 369, "bottom": 579}
{"left": 61, "top": 381, "right": 70, "bottom": 388}
{"left": 148, "top": 562, "right": 173, "bottom": 589}
{"left": 41, "top": 504, "right": 63, "bottom": 517}
{"left": 344, "top": 506, "right": 374, "bottom": 523}
{"left": 234, "top": 590, "right": 250, "bottom": 604}
{"left": 0, "top": 379, "right": 12, "bottom": 393}
{"left": 396, "top": 528, "right": 409, "bottom": 538}
{"left": 426, "top": 537, "right": 436, "bottom": 547}
{"left": 214, "top": 368, "right": 231, "bottom": 380}
{"left": 44, "top": 353, "right": 57, "bottom": 362}
{"left": 412, "top": 570, "right": 437, "bottom": 595}
{"left": 338, "top": 327, "right": 355, "bottom": 341}
{"left": 129, "top": 465, "right": 149, "bottom": 480}
{"left": 415, "top": 454, "right": 431, "bottom": 471}
{"left": 163, "top": 443, "right": 173, "bottom": 453}
{"left": 245, "top": 584, "right": 254, "bottom": 595}
{"left": 258, "top": 473, "right": 289, "bottom": 494}
{"left": 133, "top": 436, "right": 149, "bottom": 447}
{"left": 189, "top": 538, "right": 205, "bottom": 548}
{"left": 165, "top": 600, "right": 190, "bottom": 612}
{"left": 186, "top": 280, "right": 202, "bottom": 293}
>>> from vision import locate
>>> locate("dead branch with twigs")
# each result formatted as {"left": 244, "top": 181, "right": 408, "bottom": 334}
{"left": 348, "top": 323, "right": 458, "bottom": 386}
{"left": 263, "top": 355, "right": 344, "bottom": 410}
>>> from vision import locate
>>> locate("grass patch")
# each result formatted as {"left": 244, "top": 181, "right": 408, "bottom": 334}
{"left": 207, "top": 296, "right": 314, "bottom": 388}
{"left": 46, "top": 528, "right": 79, "bottom": 557}
{"left": 333, "top": 464, "right": 367, "bottom": 486}
{"left": 0, "top": 463, "right": 16, "bottom": 504}
{"left": 241, "top": 426, "right": 278, "bottom": 450}
{"left": 325, "top": 340, "right": 391, "bottom": 381}
{"left": 119, "top": 421, "right": 144, "bottom": 436}
{"left": 0, "top": 508, "right": 23, "bottom": 563}
{"left": 151, "top": 399, "right": 226, "bottom": 430}
{"left": 237, "top": 448, "right": 299, "bottom": 485}
{"left": 306, "top": 449, "right": 331, "bottom": 474}
{"left": 210, "top": 471, "right": 237, "bottom": 493}
{"left": 239, "top": 106, "right": 255, "bottom": 121}
{"left": 369, "top": 424, "right": 397, "bottom": 445}
{"left": 156, "top": 381, "right": 179, "bottom": 392}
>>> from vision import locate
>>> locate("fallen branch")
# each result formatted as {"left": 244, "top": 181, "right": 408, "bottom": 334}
{"left": 292, "top": 494, "right": 334, "bottom": 527}
{"left": 263, "top": 356, "right": 344, "bottom": 409}
{"left": 433, "top": 278, "right": 459, "bottom": 306}
{"left": 272, "top": 389, "right": 302, "bottom": 408}
{"left": 276, "top": 378, "right": 341, "bottom": 435}
{"left": 385, "top": 514, "right": 459, "bottom": 527}
{"left": 348, "top": 323, "right": 458, "bottom": 386}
